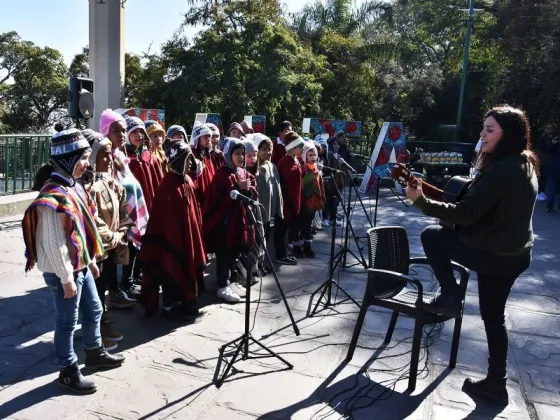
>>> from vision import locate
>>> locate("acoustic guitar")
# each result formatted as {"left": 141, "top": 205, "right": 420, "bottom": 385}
{"left": 391, "top": 163, "right": 473, "bottom": 230}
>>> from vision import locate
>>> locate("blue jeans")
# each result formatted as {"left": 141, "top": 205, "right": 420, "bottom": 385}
{"left": 44, "top": 268, "right": 103, "bottom": 368}
{"left": 546, "top": 178, "right": 559, "bottom": 210}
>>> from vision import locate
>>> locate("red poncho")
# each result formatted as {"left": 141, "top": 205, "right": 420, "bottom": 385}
{"left": 271, "top": 139, "right": 286, "bottom": 166}
{"left": 276, "top": 155, "right": 303, "bottom": 222}
{"left": 210, "top": 149, "right": 225, "bottom": 171}
{"left": 125, "top": 147, "right": 164, "bottom": 213}
{"left": 202, "top": 166, "right": 257, "bottom": 253}
{"left": 192, "top": 148, "right": 218, "bottom": 208}
{"left": 139, "top": 173, "right": 207, "bottom": 315}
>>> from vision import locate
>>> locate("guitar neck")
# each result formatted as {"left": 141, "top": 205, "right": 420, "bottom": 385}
{"left": 420, "top": 179, "right": 444, "bottom": 201}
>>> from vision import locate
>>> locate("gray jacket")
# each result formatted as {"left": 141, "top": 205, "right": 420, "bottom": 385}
{"left": 257, "top": 161, "right": 284, "bottom": 223}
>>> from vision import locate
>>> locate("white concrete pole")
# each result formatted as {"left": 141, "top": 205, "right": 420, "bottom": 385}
{"left": 89, "top": 0, "right": 126, "bottom": 130}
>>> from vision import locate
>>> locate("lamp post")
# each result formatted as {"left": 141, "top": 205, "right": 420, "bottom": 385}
{"left": 455, "top": 0, "right": 476, "bottom": 141}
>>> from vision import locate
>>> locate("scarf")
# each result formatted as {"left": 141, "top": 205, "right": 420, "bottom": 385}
{"left": 23, "top": 176, "right": 104, "bottom": 273}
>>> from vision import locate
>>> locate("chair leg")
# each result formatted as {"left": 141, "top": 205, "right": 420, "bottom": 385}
{"left": 346, "top": 302, "right": 369, "bottom": 361}
{"left": 384, "top": 311, "right": 399, "bottom": 344}
{"left": 449, "top": 316, "right": 463, "bottom": 369}
{"left": 408, "top": 319, "right": 423, "bottom": 392}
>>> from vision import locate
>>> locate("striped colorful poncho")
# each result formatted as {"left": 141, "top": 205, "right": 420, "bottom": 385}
{"left": 114, "top": 148, "right": 149, "bottom": 248}
{"left": 22, "top": 178, "right": 104, "bottom": 273}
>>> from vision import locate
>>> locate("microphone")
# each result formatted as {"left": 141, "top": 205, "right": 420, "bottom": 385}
{"left": 317, "top": 163, "right": 344, "bottom": 173}
{"left": 230, "top": 190, "right": 261, "bottom": 207}
{"left": 353, "top": 153, "right": 369, "bottom": 160}
{"left": 340, "top": 158, "right": 358, "bottom": 174}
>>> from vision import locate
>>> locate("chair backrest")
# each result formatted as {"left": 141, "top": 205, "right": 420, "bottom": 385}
{"left": 367, "top": 226, "right": 410, "bottom": 299}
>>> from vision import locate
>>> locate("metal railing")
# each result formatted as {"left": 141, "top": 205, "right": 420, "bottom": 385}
{"left": 0, "top": 135, "right": 51, "bottom": 195}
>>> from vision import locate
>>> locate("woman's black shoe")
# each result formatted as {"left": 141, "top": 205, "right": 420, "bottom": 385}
{"left": 462, "top": 377, "right": 509, "bottom": 406}
{"left": 58, "top": 363, "right": 97, "bottom": 394}
{"left": 425, "top": 293, "right": 462, "bottom": 317}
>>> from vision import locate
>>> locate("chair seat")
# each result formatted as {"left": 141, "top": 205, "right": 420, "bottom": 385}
{"left": 376, "top": 289, "right": 455, "bottom": 323}
{"left": 391, "top": 289, "right": 437, "bottom": 306}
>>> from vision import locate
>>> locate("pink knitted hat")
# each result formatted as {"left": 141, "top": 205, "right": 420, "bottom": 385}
{"left": 99, "top": 109, "right": 126, "bottom": 136}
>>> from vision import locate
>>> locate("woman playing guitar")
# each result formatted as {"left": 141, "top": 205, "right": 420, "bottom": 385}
{"left": 405, "top": 106, "right": 539, "bottom": 406}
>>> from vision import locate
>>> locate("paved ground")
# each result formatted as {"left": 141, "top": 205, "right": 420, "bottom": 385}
{"left": 1, "top": 188, "right": 559, "bottom": 419}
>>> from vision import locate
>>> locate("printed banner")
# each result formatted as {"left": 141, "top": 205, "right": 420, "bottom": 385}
{"left": 116, "top": 108, "right": 165, "bottom": 128}
{"left": 302, "top": 118, "right": 362, "bottom": 137}
{"left": 360, "top": 122, "right": 408, "bottom": 193}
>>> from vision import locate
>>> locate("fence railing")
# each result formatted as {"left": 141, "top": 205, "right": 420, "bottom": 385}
{"left": 0, "top": 135, "right": 51, "bottom": 196}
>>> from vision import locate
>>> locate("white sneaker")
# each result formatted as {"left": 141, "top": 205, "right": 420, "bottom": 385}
{"left": 537, "top": 192, "right": 547, "bottom": 202}
{"left": 229, "top": 282, "right": 247, "bottom": 298}
{"left": 322, "top": 219, "right": 330, "bottom": 227}
{"left": 217, "top": 286, "right": 241, "bottom": 303}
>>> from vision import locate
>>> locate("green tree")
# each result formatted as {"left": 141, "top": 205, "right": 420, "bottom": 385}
{"left": 69, "top": 47, "right": 90, "bottom": 78}
{"left": 0, "top": 34, "right": 68, "bottom": 132}
{"left": 158, "top": 0, "right": 326, "bottom": 133}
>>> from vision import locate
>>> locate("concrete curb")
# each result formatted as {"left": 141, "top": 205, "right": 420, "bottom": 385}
{"left": 0, "top": 191, "right": 36, "bottom": 218}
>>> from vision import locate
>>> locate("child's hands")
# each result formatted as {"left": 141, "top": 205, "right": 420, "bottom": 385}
{"left": 236, "top": 179, "right": 251, "bottom": 190}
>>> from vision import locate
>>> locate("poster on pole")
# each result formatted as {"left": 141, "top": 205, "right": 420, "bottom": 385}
{"left": 243, "top": 115, "right": 266, "bottom": 134}
{"left": 195, "top": 113, "right": 223, "bottom": 134}
{"left": 359, "top": 122, "right": 408, "bottom": 193}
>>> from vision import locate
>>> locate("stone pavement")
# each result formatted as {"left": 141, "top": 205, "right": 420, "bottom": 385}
{"left": 1, "top": 189, "right": 559, "bottom": 419}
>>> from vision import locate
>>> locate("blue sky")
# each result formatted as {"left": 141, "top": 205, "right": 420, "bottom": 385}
{"left": 0, "top": 0, "right": 349, "bottom": 64}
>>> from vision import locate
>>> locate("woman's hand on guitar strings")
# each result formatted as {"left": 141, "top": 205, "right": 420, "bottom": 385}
{"left": 405, "top": 178, "right": 424, "bottom": 203}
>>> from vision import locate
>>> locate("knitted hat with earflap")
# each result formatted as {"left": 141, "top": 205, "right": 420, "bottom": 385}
{"left": 222, "top": 137, "right": 245, "bottom": 169}
{"left": 125, "top": 116, "right": 149, "bottom": 148}
{"left": 240, "top": 120, "right": 254, "bottom": 135}
{"left": 227, "top": 122, "right": 246, "bottom": 139}
{"left": 166, "top": 125, "right": 188, "bottom": 142}
{"left": 302, "top": 140, "right": 318, "bottom": 164}
{"left": 207, "top": 123, "right": 220, "bottom": 137}
{"left": 243, "top": 137, "right": 258, "bottom": 155}
{"left": 81, "top": 129, "right": 111, "bottom": 170}
{"left": 253, "top": 133, "right": 272, "bottom": 150}
{"left": 284, "top": 131, "right": 305, "bottom": 152}
{"left": 166, "top": 141, "right": 192, "bottom": 175}
{"left": 191, "top": 121, "right": 213, "bottom": 149}
{"left": 145, "top": 120, "right": 165, "bottom": 138}
{"left": 50, "top": 128, "right": 91, "bottom": 177}
{"left": 99, "top": 109, "right": 126, "bottom": 137}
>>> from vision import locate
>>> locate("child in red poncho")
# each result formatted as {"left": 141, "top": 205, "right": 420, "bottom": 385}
{"left": 300, "top": 141, "right": 326, "bottom": 257}
{"left": 124, "top": 116, "right": 164, "bottom": 213}
{"left": 275, "top": 131, "right": 305, "bottom": 262}
{"left": 139, "top": 141, "right": 207, "bottom": 321}
{"left": 191, "top": 121, "right": 217, "bottom": 208}
{"left": 203, "top": 138, "right": 258, "bottom": 303}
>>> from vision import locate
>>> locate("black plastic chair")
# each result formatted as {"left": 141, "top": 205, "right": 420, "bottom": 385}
{"left": 346, "top": 226, "right": 469, "bottom": 391}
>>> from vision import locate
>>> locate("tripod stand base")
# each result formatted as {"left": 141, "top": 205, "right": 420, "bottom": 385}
{"left": 307, "top": 279, "right": 361, "bottom": 317}
{"left": 213, "top": 333, "right": 293, "bottom": 388}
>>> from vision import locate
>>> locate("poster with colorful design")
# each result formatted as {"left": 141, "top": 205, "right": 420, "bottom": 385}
{"left": 243, "top": 115, "right": 266, "bottom": 134}
{"left": 195, "top": 113, "right": 223, "bottom": 134}
{"left": 359, "top": 122, "right": 408, "bottom": 193}
{"left": 302, "top": 118, "right": 362, "bottom": 137}
{"left": 116, "top": 108, "right": 165, "bottom": 128}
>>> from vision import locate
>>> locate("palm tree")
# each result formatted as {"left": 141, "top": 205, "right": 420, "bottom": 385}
{"left": 291, "top": 0, "right": 390, "bottom": 42}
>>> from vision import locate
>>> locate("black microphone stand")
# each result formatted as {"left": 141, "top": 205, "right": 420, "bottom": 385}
{"left": 214, "top": 201, "right": 295, "bottom": 387}
{"left": 339, "top": 164, "right": 372, "bottom": 269}
{"left": 307, "top": 179, "right": 362, "bottom": 317}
